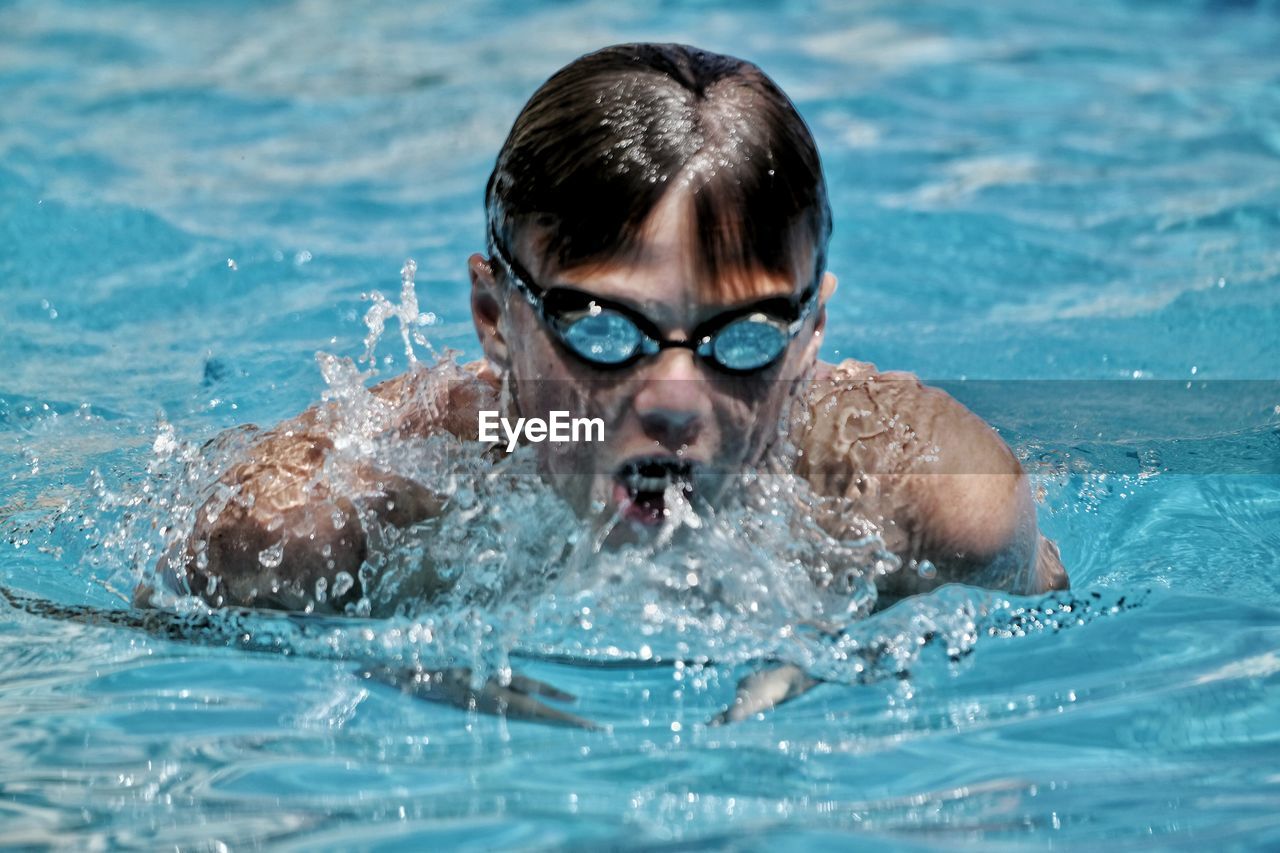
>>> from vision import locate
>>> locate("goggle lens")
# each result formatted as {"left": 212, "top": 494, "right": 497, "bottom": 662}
{"left": 491, "top": 224, "right": 813, "bottom": 375}
{"left": 710, "top": 315, "right": 789, "bottom": 372}
{"left": 558, "top": 309, "right": 789, "bottom": 372}
{"left": 561, "top": 311, "right": 645, "bottom": 365}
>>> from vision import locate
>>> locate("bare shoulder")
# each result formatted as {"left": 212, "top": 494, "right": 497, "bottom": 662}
{"left": 140, "top": 358, "right": 500, "bottom": 612}
{"left": 796, "top": 359, "right": 1067, "bottom": 595}
{"left": 371, "top": 358, "right": 500, "bottom": 441}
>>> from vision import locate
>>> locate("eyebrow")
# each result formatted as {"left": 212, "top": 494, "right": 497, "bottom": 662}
{"left": 495, "top": 225, "right": 805, "bottom": 329}
{"left": 541, "top": 281, "right": 680, "bottom": 329}
{"left": 542, "top": 281, "right": 803, "bottom": 331}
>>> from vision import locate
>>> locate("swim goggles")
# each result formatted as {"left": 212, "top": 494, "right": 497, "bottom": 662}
{"left": 489, "top": 225, "right": 819, "bottom": 374}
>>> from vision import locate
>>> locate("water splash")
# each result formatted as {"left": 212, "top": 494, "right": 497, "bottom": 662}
{"left": 360, "top": 258, "right": 437, "bottom": 367}
{"left": 19, "top": 260, "right": 1143, "bottom": 709}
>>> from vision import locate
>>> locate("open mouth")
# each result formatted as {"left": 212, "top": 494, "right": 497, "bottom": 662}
{"left": 612, "top": 457, "right": 696, "bottom": 528}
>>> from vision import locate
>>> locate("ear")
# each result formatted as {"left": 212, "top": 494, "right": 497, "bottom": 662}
{"left": 469, "top": 253, "right": 510, "bottom": 371}
{"left": 800, "top": 271, "right": 838, "bottom": 365}
{"left": 818, "top": 270, "right": 838, "bottom": 305}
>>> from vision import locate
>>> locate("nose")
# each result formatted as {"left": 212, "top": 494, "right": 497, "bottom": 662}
{"left": 639, "top": 405, "right": 701, "bottom": 448}
{"left": 633, "top": 348, "right": 708, "bottom": 449}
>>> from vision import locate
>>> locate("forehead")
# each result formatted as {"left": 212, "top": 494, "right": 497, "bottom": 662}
{"left": 523, "top": 189, "right": 807, "bottom": 317}
{"left": 551, "top": 261, "right": 798, "bottom": 319}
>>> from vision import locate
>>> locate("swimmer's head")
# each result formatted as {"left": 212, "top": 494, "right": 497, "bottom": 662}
{"left": 485, "top": 42, "right": 832, "bottom": 300}
{"left": 468, "top": 44, "right": 837, "bottom": 538}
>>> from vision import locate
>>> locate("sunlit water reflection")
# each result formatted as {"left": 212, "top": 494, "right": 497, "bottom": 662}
{"left": 3, "top": 0, "right": 1280, "bottom": 847}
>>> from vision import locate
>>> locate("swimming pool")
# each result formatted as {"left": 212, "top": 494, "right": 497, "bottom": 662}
{"left": 3, "top": 0, "right": 1279, "bottom": 847}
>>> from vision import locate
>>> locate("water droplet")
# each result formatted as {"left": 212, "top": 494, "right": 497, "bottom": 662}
{"left": 258, "top": 541, "right": 284, "bottom": 569}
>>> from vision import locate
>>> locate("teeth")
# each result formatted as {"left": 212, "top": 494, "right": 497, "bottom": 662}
{"left": 630, "top": 476, "right": 672, "bottom": 492}
{"left": 619, "top": 459, "right": 693, "bottom": 494}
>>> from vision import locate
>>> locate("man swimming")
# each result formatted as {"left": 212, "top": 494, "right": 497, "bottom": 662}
{"left": 141, "top": 44, "right": 1067, "bottom": 721}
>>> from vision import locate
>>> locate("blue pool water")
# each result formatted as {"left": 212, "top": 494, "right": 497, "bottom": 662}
{"left": 3, "top": 0, "right": 1280, "bottom": 848}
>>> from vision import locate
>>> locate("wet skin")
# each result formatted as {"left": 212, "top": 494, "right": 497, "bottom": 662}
{"left": 468, "top": 188, "right": 1065, "bottom": 596}
{"left": 469, "top": 189, "right": 832, "bottom": 541}
{"left": 143, "top": 188, "right": 1067, "bottom": 724}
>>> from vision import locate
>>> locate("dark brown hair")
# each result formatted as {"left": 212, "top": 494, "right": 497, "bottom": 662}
{"left": 485, "top": 43, "right": 832, "bottom": 298}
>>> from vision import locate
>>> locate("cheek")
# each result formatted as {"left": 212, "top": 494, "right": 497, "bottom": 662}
{"left": 508, "top": 314, "right": 577, "bottom": 409}
{"left": 507, "top": 316, "right": 633, "bottom": 427}
{"left": 711, "top": 374, "right": 798, "bottom": 457}
{"left": 513, "top": 343, "right": 620, "bottom": 424}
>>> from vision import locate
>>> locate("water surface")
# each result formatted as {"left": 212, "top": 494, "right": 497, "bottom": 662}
{"left": 3, "top": 0, "right": 1279, "bottom": 848}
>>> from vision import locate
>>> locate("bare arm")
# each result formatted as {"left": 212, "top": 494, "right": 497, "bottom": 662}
{"left": 799, "top": 362, "right": 1068, "bottom": 599}
{"left": 877, "top": 377, "right": 1067, "bottom": 598}
{"left": 719, "top": 365, "right": 1068, "bottom": 723}
{"left": 137, "top": 361, "right": 499, "bottom": 613}
{"left": 134, "top": 360, "right": 596, "bottom": 726}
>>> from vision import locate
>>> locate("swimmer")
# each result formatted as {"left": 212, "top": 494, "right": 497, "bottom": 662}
{"left": 139, "top": 44, "right": 1067, "bottom": 723}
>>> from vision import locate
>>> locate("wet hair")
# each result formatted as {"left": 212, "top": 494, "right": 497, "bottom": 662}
{"left": 485, "top": 43, "right": 832, "bottom": 298}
